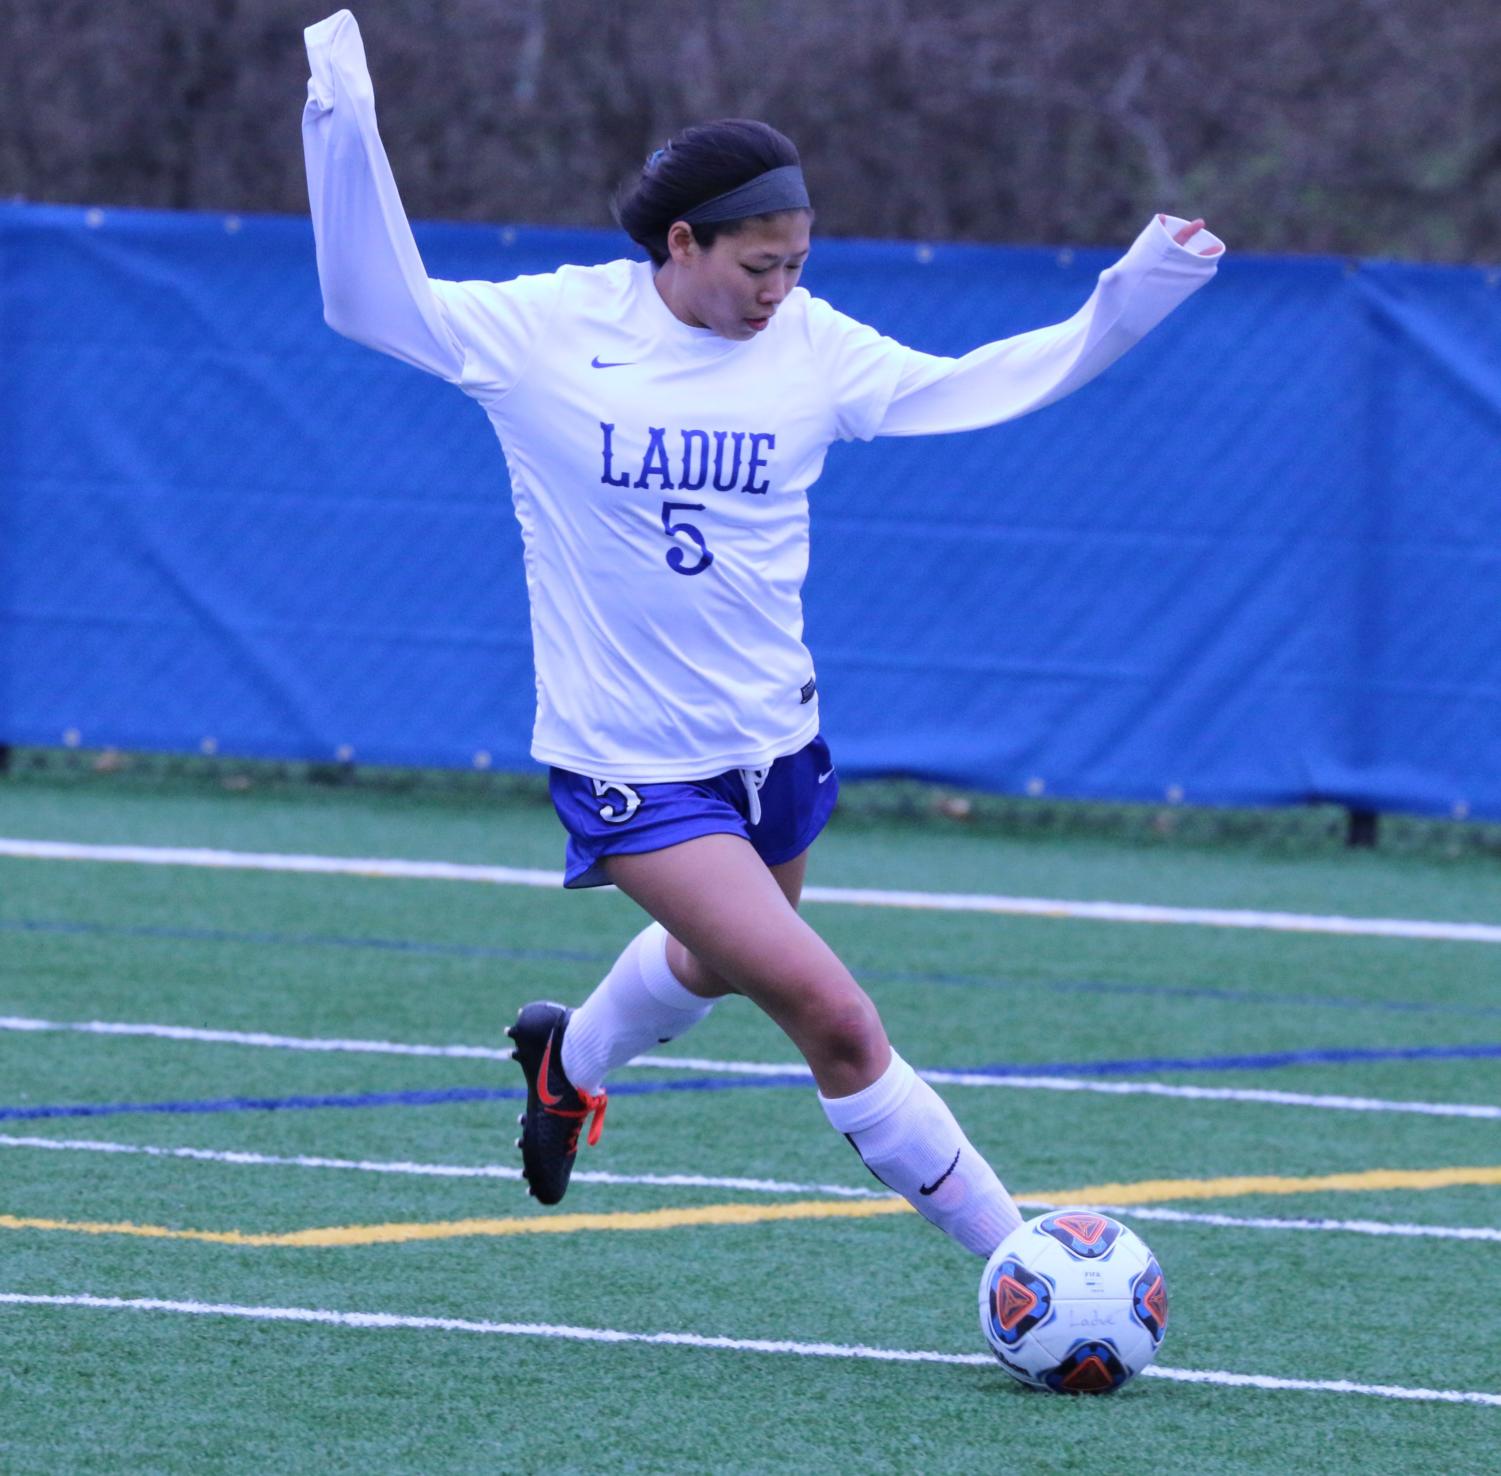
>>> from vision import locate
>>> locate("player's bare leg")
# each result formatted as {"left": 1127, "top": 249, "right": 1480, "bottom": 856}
{"left": 506, "top": 841, "right": 794, "bottom": 1206}
{"left": 601, "top": 834, "right": 1022, "bottom": 1255}
{"left": 659, "top": 848, "right": 809, "bottom": 1001}
{"left": 603, "top": 834, "right": 886, "bottom": 1096}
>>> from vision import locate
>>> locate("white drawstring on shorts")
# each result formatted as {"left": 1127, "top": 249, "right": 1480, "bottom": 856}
{"left": 739, "top": 766, "right": 771, "bottom": 827}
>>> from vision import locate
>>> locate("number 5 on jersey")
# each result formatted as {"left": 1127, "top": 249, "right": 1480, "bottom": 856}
{"left": 661, "top": 501, "right": 713, "bottom": 576}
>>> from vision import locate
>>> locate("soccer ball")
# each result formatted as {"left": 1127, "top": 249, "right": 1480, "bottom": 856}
{"left": 978, "top": 1211, "right": 1168, "bottom": 1394}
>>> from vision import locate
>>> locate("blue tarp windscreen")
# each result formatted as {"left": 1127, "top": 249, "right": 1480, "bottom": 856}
{"left": 2, "top": 203, "right": 1498, "bottom": 816}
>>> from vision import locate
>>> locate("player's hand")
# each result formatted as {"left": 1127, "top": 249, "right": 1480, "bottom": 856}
{"left": 1162, "top": 215, "right": 1224, "bottom": 257}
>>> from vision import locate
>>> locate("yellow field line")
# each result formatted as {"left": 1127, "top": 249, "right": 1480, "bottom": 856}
{"left": 5, "top": 1164, "right": 1499, "bottom": 1249}
{"left": 0, "top": 1198, "right": 911, "bottom": 1248}
{"left": 1037, "top": 1164, "right": 1501, "bottom": 1206}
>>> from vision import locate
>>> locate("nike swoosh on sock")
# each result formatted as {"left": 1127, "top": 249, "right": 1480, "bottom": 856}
{"left": 919, "top": 1148, "right": 961, "bottom": 1196}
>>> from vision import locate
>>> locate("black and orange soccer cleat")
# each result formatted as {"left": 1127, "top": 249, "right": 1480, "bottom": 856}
{"left": 506, "top": 1001, "right": 607, "bottom": 1206}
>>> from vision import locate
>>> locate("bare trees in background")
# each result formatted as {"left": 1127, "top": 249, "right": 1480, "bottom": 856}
{"left": 2, "top": 0, "right": 1498, "bottom": 261}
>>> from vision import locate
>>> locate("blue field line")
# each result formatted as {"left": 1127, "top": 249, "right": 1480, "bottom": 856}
{"left": 0, "top": 1086, "right": 520, "bottom": 1121}
{"left": 2, "top": 1043, "right": 1499, "bottom": 1123}
{"left": 876, "top": 970, "right": 1501, "bottom": 1019}
{"left": 967, "top": 1042, "right": 1501, "bottom": 1077}
{"left": 6, "top": 915, "right": 1501, "bottom": 1020}
{"left": 0, "top": 1075, "right": 814, "bottom": 1123}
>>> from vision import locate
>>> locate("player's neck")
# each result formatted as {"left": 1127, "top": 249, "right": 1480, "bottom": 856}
{"left": 651, "top": 262, "right": 707, "bottom": 330}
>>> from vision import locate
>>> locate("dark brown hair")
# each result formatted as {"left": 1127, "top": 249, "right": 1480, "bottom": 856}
{"left": 613, "top": 119, "right": 805, "bottom": 267}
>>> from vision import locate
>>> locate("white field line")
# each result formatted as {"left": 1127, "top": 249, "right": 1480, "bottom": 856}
{"left": 1, "top": 1293, "right": 1498, "bottom": 1407}
{"left": 3, "top": 1134, "right": 1497, "bottom": 1244}
{"left": 1083, "top": 1203, "right": 1501, "bottom": 1245}
{"left": 3, "top": 1014, "right": 1498, "bottom": 1121}
{"left": 4, "top": 836, "right": 1500, "bottom": 944}
{"left": 0, "top": 1134, "right": 888, "bottom": 1199}
{"left": 648, "top": 1054, "right": 1501, "bottom": 1121}
{"left": 919, "top": 1073, "right": 1501, "bottom": 1120}
{"left": 0, "top": 838, "right": 561, "bottom": 890}
{"left": 0, "top": 1015, "right": 517, "bottom": 1063}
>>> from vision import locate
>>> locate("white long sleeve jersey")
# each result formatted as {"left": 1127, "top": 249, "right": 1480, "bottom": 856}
{"left": 302, "top": 10, "right": 1223, "bottom": 782}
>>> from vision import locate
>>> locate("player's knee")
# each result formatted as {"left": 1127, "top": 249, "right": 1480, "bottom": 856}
{"left": 797, "top": 988, "right": 887, "bottom": 1076}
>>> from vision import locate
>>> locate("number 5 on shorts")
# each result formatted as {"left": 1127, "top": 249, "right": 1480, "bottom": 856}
{"left": 661, "top": 501, "right": 713, "bottom": 576}
{"left": 591, "top": 777, "right": 642, "bottom": 824}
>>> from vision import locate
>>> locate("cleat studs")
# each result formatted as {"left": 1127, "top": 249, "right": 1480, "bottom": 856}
{"left": 514, "top": 1137, "right": 523, "bottom": 1149}
{"left": 517, "top": 1113, "right": 525, "bottom": 1125}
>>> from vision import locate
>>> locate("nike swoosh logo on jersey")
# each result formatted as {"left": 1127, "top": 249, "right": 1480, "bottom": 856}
{"left": 919, "top": 1149, "right": 961, "bottom": 1196}
{"left": 591, "top": 356, "right": 635, "bottom": 369}
{"left": 817, "top": 769, "right": 835, "bottom": 784}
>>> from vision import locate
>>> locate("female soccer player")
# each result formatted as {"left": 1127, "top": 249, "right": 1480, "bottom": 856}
{"left": 303, "top": 10, "right": 1223, "bottom": 1260}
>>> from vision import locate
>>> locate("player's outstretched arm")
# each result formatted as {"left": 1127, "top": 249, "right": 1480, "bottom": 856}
{"left": 872, "top": 213, "right": 1225, "bottom": 438}
{"left": 302, "top": 9, "right": 465, "bottom": 380}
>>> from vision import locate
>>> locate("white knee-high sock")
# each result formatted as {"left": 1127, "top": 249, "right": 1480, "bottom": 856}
{"left": 820, "top": 1052, "right": 1022, "bottom": 1258}
{"left": 560, "top": 923, "right": 717, "bottom": 1095}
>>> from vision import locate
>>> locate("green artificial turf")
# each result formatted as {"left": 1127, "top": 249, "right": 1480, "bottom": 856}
{"left": 1, "top": 774, "right": 1498, "bottom": 1473}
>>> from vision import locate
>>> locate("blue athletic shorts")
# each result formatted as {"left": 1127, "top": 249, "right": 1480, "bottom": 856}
{"left": 549, "top": 734, "right": 839, "bottom": 889}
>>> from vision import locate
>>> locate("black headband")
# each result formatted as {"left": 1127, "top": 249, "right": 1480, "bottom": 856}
{"left": 681, "top": 165, "right": 811, "bottom": 225}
